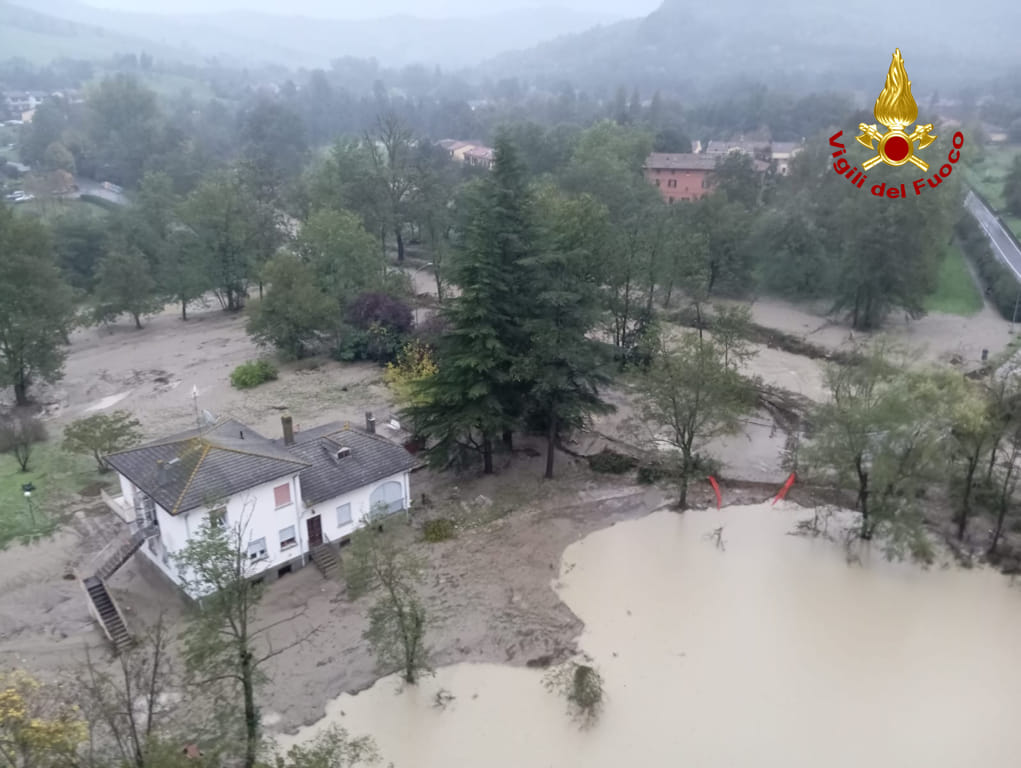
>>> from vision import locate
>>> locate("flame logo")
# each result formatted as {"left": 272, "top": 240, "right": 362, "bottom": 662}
{"left": 873, "top": 49, "right": 918, "bottom": 130}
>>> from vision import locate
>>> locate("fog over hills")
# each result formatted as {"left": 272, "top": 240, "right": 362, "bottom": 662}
{"left": 9, "top": 0, "right": 625, "bottom": 68}
{"left": 483, "top": 0, "right": 1021, "bottom": 97}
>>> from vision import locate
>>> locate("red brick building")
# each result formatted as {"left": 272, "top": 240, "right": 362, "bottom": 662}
{"left": 643, "top": 153, "right": 717, "bottom": 202}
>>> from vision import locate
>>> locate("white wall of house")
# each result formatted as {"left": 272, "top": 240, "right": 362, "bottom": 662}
{"left": 113, "top": 467, "right": 411, "bottom": 596}
{"left": 303, "top": 470, "right": 412, "bottom": 545}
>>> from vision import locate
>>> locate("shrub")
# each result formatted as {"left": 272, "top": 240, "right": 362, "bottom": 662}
{"left": 230, "top": 360, "right": 278, "bottom": 389}
{"left": 637, "top": 462, "right": 671, "bottom": 485}
{"left": 587, "top": 448, "right": 637, "bottom": 474}
{"left": 422, "top": 518, "right": 456, "bottom": 542}
{"left": 345, "top": 292, "right": 413, "bottom": 334}
{"left": 543, "top": 661, "right": 605, "bottom": 727}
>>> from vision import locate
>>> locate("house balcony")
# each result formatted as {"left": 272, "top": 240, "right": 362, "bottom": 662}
{"left": 100, "top": 488, "right": 136, "bottom": 525}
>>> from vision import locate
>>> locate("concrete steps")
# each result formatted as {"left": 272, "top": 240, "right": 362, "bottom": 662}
{"left": 310, "top": 543, "right": 341, "bottom": 580}
{"left": 83, "top": 576, "right": 132, "bottom": 653}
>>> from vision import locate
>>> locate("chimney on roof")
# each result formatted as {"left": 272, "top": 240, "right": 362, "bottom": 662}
{"left": 281, "top": 415, "right": 294, "bottom": 446}
{"left": 365, "top": 411, "right": 376, "bottom": 434}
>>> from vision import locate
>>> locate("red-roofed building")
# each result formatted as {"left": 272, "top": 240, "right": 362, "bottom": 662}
{"left": 643, "top": 153, "right": 717, "bottom": 202}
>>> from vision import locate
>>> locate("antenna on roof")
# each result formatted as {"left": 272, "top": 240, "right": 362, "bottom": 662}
{"left": 192, "top": 386, "right": 201, "bottom": 430}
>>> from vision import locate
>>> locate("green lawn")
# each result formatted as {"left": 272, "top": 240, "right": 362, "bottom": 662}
{"left": 0, "top": 440, "right": 106, "bottom": 550}
{"left": 925, "top": 241, "right": 984, "bottom": 316}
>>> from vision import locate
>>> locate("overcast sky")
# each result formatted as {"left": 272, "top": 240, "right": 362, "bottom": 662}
{"left": 79, "top": 0, "right": 652, "bottom": 18}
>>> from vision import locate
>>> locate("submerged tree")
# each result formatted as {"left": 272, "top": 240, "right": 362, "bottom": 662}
{"left": 633, "top": 332, "right": 756, "bottom": 508}
{"left": 804, "top": 344, "right": 952, "bottom": 560}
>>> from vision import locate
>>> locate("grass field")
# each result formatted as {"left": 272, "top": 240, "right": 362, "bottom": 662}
{"left": 924, "top": 241, "right": 984, "bottom": 316}
{"left": 0, "top": 440, "right": 105, "bottom": 550}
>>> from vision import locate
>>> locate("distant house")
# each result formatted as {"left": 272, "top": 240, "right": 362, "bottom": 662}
{"left": 464, "top": 145, "right": 496, "bottom": 170}
{"left": 643, "top": 153, "right": 717, "bottom": 202}
{"left": 702, "top": 139, "right": 802, "bottom": 175}
{"left": 101, "top": 414, "right": 416, "bottom": 597}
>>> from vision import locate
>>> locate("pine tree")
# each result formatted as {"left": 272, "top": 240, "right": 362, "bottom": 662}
{"left": 404, "top": 137, "right": 535, "bottom": 473}
{"left": 520, "top": 187, "right": 614, "bottom": 478}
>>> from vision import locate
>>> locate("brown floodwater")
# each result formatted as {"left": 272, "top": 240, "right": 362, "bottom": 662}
{"left": 276, "top": 503, "right": 1021, "bottom": 767}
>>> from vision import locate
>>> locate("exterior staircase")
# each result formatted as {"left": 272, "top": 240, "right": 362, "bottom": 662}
{"left": 95, "top": 525, "right": 158, "bottom": 580}
{"left": 83, "top": 576, "right": 132, "bottom": 653}
{"left": 310, "top": 543, "right": 341, "bottom": 580}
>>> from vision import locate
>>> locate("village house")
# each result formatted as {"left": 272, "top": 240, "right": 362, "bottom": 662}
{"left": 98, "top": 414, "right": 415, "bottom": 602}
{"left": 643, "top": 153, "right": 717, "bottom": 202}
{"left": 702, "top": 139, "right": 802, "bottom": 175}
{"left": 464, "top": 145, "right": 496, "bottom": 170}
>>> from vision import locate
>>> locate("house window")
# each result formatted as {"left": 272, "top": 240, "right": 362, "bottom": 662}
{"left": 667, "top": 179, "right": 677, "bottom": 188}
{"left": 209, "top": 508, "right": 227, "bottom": 529}
{"left": 247, "top": 538, "right": 267, "bottom": 561}
{"left": 337, "top": 503, "right": 352, "bottom": 527}
{"left": 279, "top": 526, "right": 296, "bottom": 549}
{"left": 273, "top": 483, "right": 291, "bottom": 508}
{"left": 369, "top": 481, "right": 405, "bottom": 516}
{"left": 655, "top": 179, "right": 660, "bottom": 186}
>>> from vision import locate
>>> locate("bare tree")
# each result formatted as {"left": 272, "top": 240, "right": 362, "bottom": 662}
{"left": 76, "top": 616, "right": 189, "bottom": 768}
{"left": 366, "top": 112, "right": 416, "bottom": 263}
{"left": 0, "top": 408, "right": 47, "bottom": 472}
{"left": 174, "top": 514, "right": 318, "bottom": 768}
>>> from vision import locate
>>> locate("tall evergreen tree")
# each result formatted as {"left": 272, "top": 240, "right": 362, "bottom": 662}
{"left": 521, "top": 187, "right": 614, "bottom": 478}
{"left": 404, "top": 138, "right": 534, "bottom": 473}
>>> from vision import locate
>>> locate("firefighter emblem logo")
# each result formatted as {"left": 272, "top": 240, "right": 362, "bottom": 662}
{"left": 856, "top": 49, "right": 936, "bottom": 172}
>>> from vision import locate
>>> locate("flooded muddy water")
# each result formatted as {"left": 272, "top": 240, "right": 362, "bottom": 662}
{"left": 277, "top": 503, "right": 1021, "bottom": 767}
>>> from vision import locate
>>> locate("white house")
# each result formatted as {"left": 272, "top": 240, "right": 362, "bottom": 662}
{"left": 103, "top": 414, "right": 416, "bottom": 596}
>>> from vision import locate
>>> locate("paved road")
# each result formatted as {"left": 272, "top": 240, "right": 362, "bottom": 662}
{"left": 965, "top": 189, "right": 1021, "bottom": 282}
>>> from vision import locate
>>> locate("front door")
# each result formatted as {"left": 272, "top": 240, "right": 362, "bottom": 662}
{"left": 306, "top": 515, "right": 323, "bottom": 547}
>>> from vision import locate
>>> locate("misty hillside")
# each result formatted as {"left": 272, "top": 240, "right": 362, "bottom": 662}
{"left": 0, "top": 1, "right": 186, "bottom": 64}
{"left": 10, "top": 0, "right": 622, "bottom": 69}
{"left": 485, "top": 0, "right": 1021, "bottom": 96}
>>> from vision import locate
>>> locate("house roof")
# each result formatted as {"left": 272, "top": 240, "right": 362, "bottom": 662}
{"left": 703, "top": 140, "right": 769, "bottom": 155}
{"left": 465, "top": 146, "right": 495, "bottom": 160}
{"left": 275, "top": 422, "right": 416, "bottom": 506}
{"left": 106, "top": 420, "right": 309, "bottom": 515}
{"left": 644, "top": 153, "right": 717, "bottom": 171}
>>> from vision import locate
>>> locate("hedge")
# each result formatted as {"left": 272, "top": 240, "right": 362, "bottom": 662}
{"left": 955, "top": 213, "right": 1019, "bottom": 320}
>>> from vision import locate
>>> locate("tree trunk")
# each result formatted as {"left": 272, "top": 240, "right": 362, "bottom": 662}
{"left": 663, "top": 279, "right": 674, "bottom": 309}
{"left": 502, "top": 430, "right": 513, "bottom": 450}
{"left": 181, "top": 299, "right": 188, "bottom": 321}
{"left": 958, "top": 454, "right": 980, "bottom": 540}
{"left": 545, "top": 411, "right": 557, "bottom": 480}
{"left": 990, "top": 458, "right": 1015, "bottom": 555}
{"left": 259, "top": 282, "right": 264, "bottom": 300}
{"left": 482, "top": 437, "right": 494, "bottom": 475}
{"left": 396, "top": 228, "right": 405, "bottom": 263}
{"left": 855, "top": 455, "right": 871, "bottom": 539}
{"left": 132, "top": 312, "right": 142, "bottom": 330}
{"left": 13, "top": 378, "right": 28, "bottom": 407}
{"left": 241, "top": 650, "right": 258, "bottom": 768}
{"left": 986, "top": 438, "right": 1000, "bottom": 483}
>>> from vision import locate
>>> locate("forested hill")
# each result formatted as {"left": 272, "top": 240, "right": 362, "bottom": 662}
{"left": 483, "top": 0, "right": 1021, "bottom": 98}
{"left": 10, "top": 0, "right": 619, "bottom": 70}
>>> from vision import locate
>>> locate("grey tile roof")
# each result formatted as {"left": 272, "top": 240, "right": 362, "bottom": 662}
{"left": 644, "top": 153, "right": 718, "bottom": 171}
{"left": 106, "top": 419, "right": 309, "bottom": 515}
{"left": 275, "top": 423, "right": 416, "bottom": 505}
